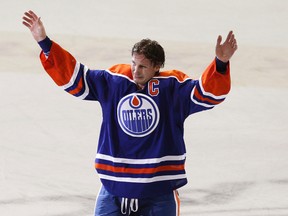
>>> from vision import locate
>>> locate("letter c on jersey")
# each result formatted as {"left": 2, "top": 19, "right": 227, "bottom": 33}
{"left": 148, "top": 79, "right": 159, "bottom": 96}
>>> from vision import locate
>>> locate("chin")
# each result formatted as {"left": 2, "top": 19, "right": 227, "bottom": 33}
{"left": 134, "top": 78, "right": 143, "bottom": 84}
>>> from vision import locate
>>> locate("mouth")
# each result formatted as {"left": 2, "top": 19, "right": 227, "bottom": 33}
{"left": 133, "top": 76, "right": 145, "bottom": 86}
{"left": 133, "top": 74, "right": 143, "bottom": 79}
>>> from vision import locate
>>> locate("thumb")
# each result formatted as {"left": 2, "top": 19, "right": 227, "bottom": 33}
{"left": 37, "top": 17, "right": 43, "bottom": 24}
{"left": 216, "top": 35, "right": 222, "bottom": 47}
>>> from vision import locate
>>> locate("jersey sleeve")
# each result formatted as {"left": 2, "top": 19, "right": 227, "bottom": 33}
{"left": 39, "top": 41, "right": 99, "bottom": 100}
{"left": 189, "top": 58, "right": 231, "bottom": 113}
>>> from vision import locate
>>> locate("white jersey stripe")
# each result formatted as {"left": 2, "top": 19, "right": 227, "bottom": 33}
{"left": 96, "top": 153, "right": 186, "bottom": 165}
{"left": 78, "top": 66, "right": 90, "bottom": 100}
{"left": 190, "top": 87, "right": 215, "bottom": 108}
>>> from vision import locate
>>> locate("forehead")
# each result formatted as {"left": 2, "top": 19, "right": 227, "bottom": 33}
{"left": 132, "top": 53, "right": 152, "bottom": 66}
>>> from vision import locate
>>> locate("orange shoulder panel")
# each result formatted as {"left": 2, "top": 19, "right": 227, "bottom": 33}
{"left": 159, "top": 70, "right": 190, "bottom": 82}
{"left": 108, "top": 64, "right": 133, "bottom": 80}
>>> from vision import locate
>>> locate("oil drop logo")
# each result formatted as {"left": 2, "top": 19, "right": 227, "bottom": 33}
{"left": 117, "top": 93, "right": 160, "bottom": 137}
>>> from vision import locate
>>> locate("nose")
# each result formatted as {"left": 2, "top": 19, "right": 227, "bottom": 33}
{"left": 133, "top": 65, "right": 140, "bottom": 74}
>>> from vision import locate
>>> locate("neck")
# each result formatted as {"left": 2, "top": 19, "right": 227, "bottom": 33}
{"left": 137, "top": 84, "right": 145, "bottom": 90}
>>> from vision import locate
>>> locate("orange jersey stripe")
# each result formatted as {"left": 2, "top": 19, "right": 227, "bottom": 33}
{"left": 67, "top": 76, "right": 84, "bottom": 95}
{"left": 95, "top": 163, "right": 185, "bottom": 174}
{"left": 193, "top": 87, "right": 222, "bottom": 105}
{"left": 174, "top": 190, "right": 181, "bottom": 216}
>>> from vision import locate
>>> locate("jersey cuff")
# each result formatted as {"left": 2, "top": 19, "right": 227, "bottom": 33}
{"left": 38, "top": 36, "right": 52, "bottom": 55}
{"left": 215, "top": 57, "right": 228, "bottom": 74}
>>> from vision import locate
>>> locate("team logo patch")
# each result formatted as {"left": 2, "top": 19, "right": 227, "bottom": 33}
{"left": 117, "top": 93, "right": 160, "bottom": 137}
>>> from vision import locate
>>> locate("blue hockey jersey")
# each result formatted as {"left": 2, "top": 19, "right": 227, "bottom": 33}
{"left": 40, "top": 41, "right": 231, "bottom": 199}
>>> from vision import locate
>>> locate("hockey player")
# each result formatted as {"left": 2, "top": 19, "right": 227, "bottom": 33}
{"left": 22, "top": 10, "right": 237, "bottom": 216}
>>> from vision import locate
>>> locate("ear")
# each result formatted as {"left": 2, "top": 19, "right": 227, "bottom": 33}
{"left": 154, "top": 65, "right": 161, "bottom": 72}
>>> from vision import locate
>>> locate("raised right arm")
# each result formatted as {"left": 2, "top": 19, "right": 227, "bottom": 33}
{"left": 22, "top": 10, "right": 94, "bottom": 100}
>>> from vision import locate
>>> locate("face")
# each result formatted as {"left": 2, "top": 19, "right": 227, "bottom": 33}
{"left": 131, "top": 53, "right": 160, "bottom": 89}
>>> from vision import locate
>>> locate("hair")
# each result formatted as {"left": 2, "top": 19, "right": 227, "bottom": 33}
{"left": 131, "top": 38, "right": 165, "bottom": 68}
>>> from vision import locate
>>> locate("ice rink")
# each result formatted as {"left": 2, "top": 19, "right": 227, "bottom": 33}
{"left": 1, "top": 0, "right": 288, "bottom": 215}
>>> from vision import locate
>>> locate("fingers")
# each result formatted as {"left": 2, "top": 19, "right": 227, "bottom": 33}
{"left": 22, "top": 17, "right": 32, "bottom": 27}
{"left": 219, "top": 31, "right": 236, "bottom": 45}
{"left": 232, "top": 38, "right": 238, "bottom": 50}
{"left": 24, "top": 10, "right": 38, "bottom": 21}
{"left": 22, "top": 10, "right": 39, "bottom": 28}
{"left": 229, "top": 32, "right": 238, "bottom": 50}
{"left": 225, "top": 30, "right": 238, "bottom": 50}
{"left": 224, "top": 31, "right": 233, "bottom": 43}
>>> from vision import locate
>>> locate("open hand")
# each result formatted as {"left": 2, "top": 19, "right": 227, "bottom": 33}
{"left": 22, "top": 10, "right": 47, "bottom": 42}
{"left": 216, "top": 31, "right": 238, "bottom": 63}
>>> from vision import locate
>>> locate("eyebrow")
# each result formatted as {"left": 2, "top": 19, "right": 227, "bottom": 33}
{"left": 132, "top": 59, "right": 151, "bottom": 68}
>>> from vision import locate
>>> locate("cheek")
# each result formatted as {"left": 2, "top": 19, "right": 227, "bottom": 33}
{"left": 146, "top": 70, "right": 156, "bottom": 79}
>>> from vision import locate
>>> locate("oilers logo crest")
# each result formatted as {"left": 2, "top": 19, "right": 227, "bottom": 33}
{"left": 117, "top": 93, "right": 160, "bottom": 137}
